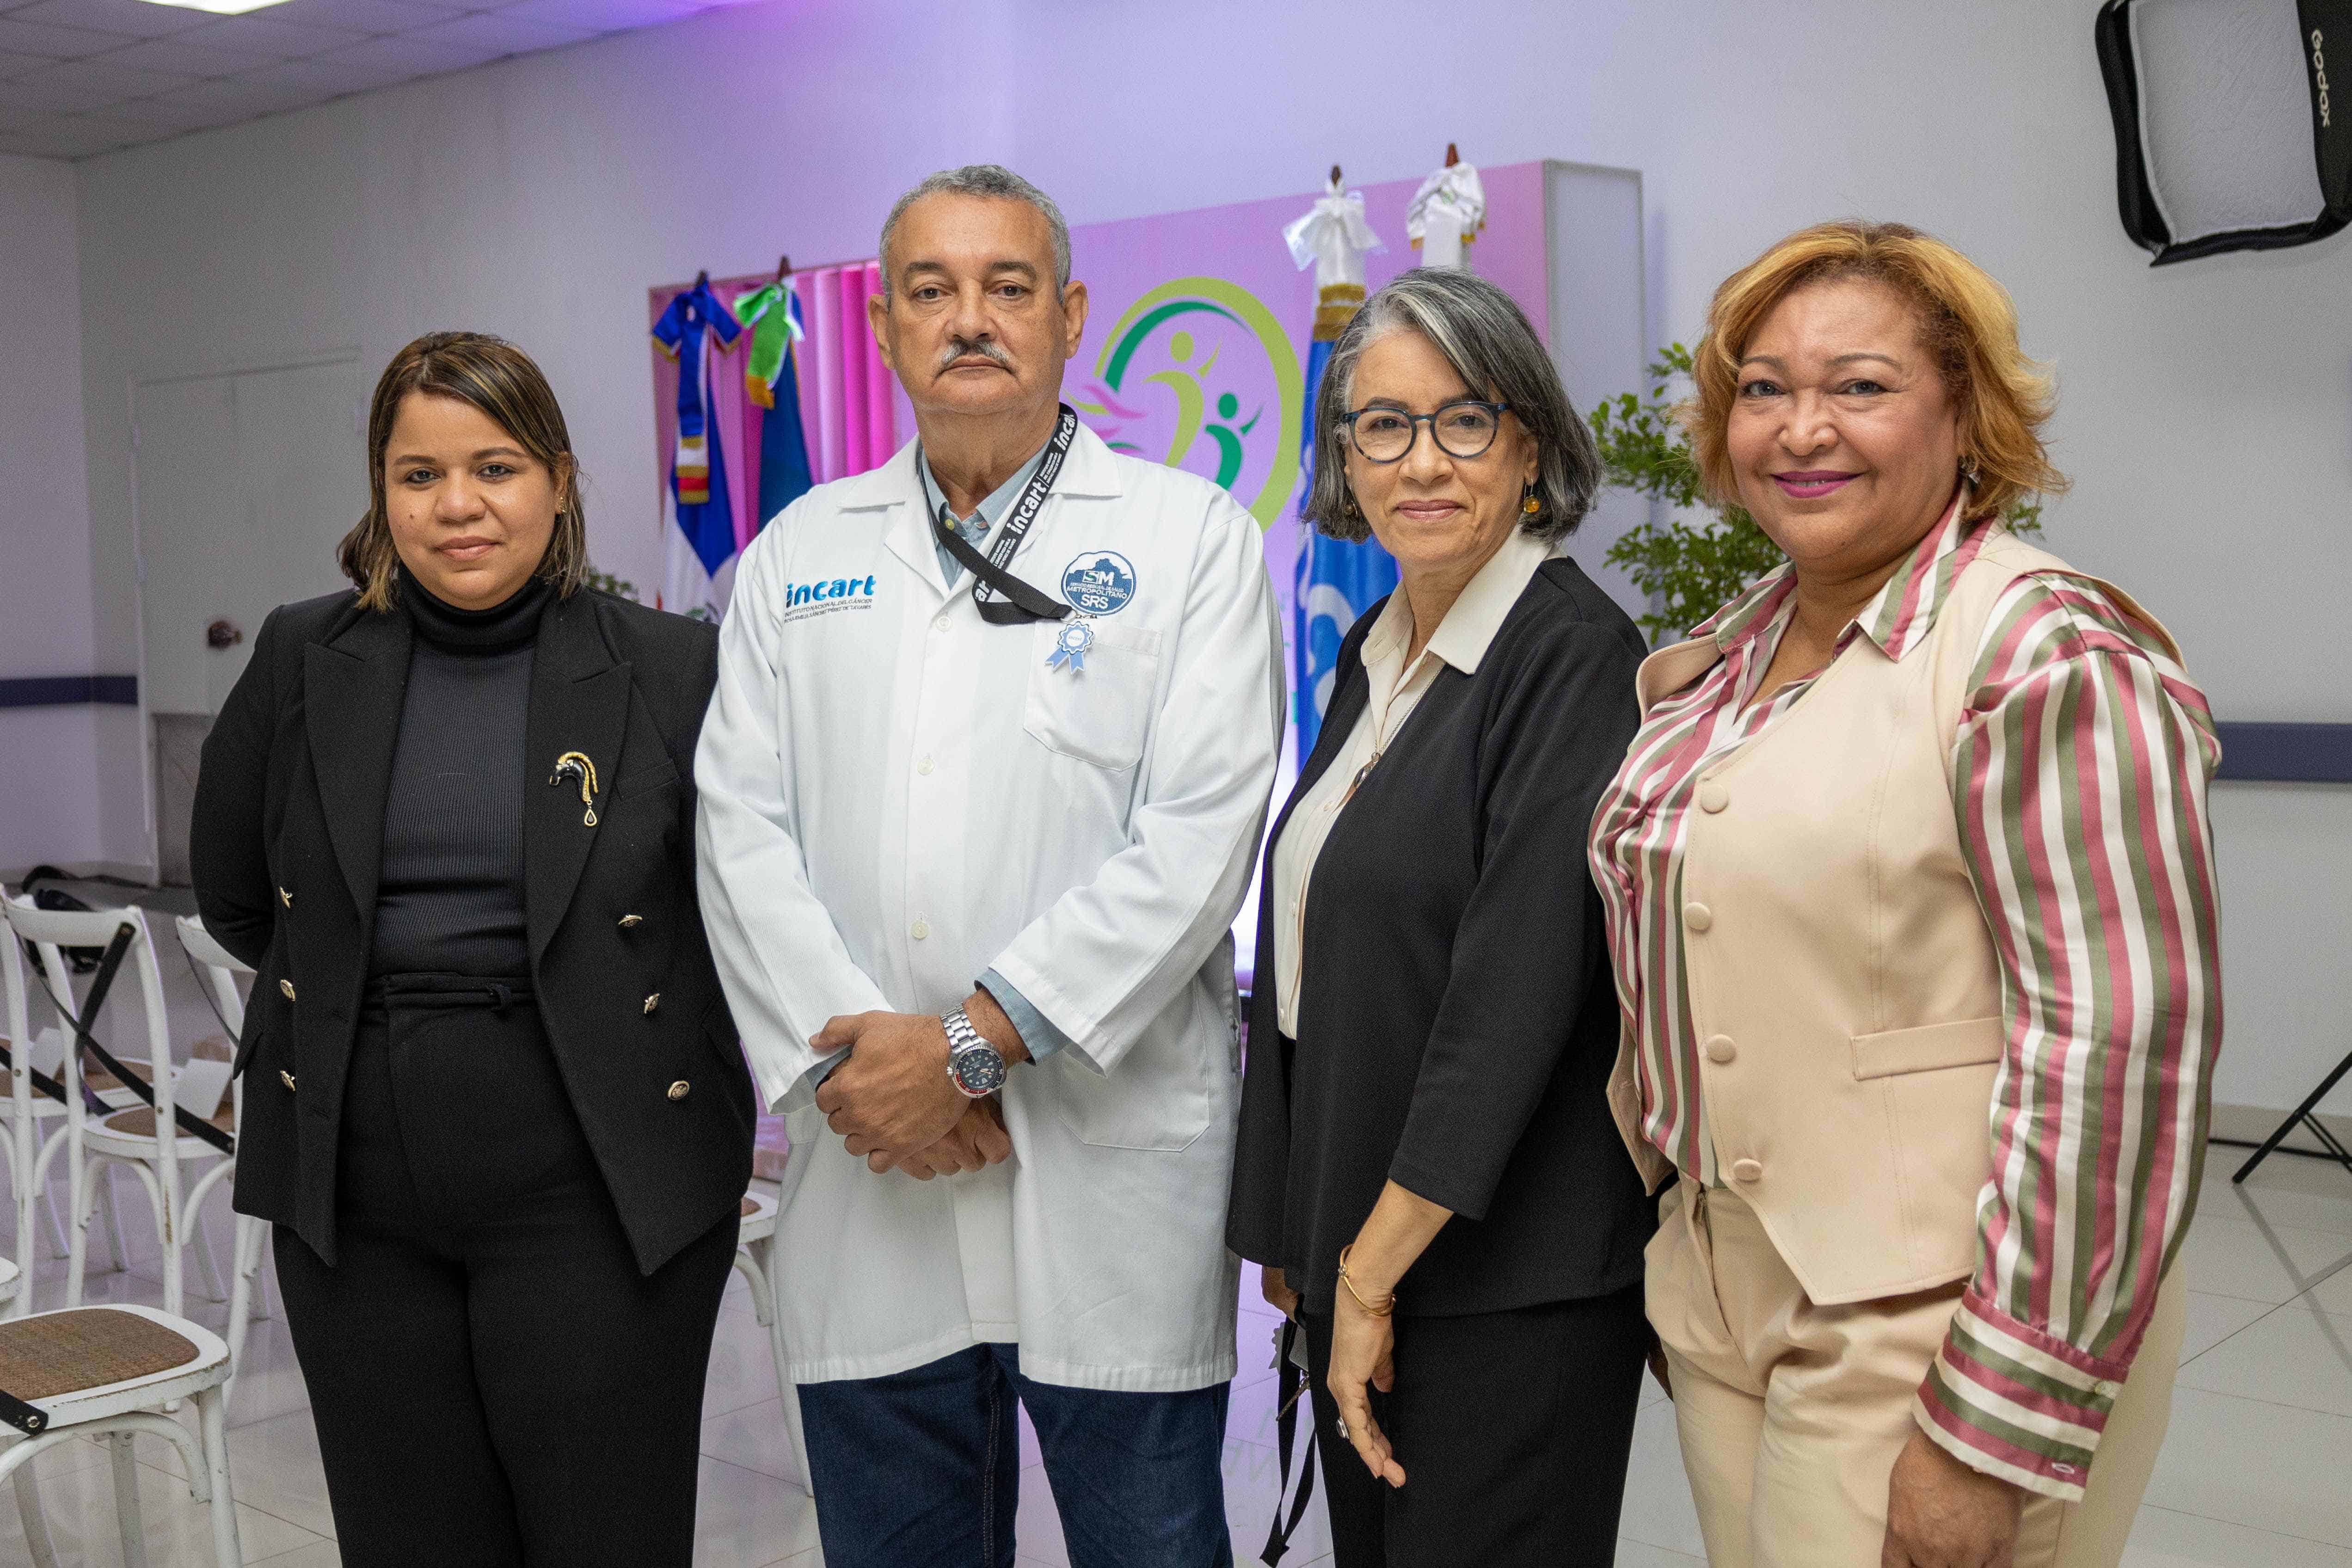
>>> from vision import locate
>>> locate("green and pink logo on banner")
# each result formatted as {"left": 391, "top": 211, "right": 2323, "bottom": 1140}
{"left": 1072, "top": 277, "right": 1304, "bottom": 531}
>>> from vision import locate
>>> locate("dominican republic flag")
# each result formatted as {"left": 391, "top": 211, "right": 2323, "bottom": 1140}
{"left": 1291, "top": 333, "right": 1399, "bottom": 753}
{"left": 653, "top": 277, "right": 743, "bottom": 620}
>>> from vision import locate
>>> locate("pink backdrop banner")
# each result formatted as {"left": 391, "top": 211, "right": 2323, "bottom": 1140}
{"left": 1057, "top": 160, "right": 1549, "bottom": 647}
{"left": 649, "top": 163, "right": 1548, "bottom": 574}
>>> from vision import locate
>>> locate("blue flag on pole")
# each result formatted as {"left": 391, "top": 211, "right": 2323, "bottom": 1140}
{"left": 1291, "top": 335, "right": 1399, "bottom": 753}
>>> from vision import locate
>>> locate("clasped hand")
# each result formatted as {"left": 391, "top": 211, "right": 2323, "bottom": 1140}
{"left": 810, "top": 1009, "right": 1013, "bottom": 1177}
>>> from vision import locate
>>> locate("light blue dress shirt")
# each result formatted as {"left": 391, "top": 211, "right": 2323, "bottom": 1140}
{"left": 914, "top": 441, "right": 1072, "bottom": 1063}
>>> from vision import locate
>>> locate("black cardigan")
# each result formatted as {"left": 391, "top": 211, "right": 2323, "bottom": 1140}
{"left": 191, "top": 585, "right": 754, "bottom": 1275}
{"left": 1226, "top": 555, "right": 1657, "bottom": 1317}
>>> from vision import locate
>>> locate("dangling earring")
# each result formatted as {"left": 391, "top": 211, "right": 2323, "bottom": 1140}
{"left": 1959, "top": 456, "right": 1981, "bottom": 487}
{"left": 1520, "top": 484, "right": 1541, "bottom": 518}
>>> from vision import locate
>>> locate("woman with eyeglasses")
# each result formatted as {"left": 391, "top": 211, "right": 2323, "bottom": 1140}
{"left": 1227, "top": 269, "right": 1658, "bottom": 1567}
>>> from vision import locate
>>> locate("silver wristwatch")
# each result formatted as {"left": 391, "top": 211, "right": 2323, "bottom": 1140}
{"left": 942, "top": 1006, "right": 1007, "bottom": 1098}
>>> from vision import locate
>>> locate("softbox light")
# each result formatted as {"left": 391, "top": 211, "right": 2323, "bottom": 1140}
{"left": 2097, "top": 0, "right": 2352, "bottom": 263}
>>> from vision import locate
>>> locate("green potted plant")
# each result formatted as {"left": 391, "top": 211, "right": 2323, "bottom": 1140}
{"left": 1590, "top": 344, "right": 2042, "bottom": 646}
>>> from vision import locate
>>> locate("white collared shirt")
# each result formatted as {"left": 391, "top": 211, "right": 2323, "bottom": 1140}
{"left": 694, "top": 423, "right": 1284, "bottom": 1392}
{"left": 1272, "top": 527, "right": 1556, "bottom": 1037}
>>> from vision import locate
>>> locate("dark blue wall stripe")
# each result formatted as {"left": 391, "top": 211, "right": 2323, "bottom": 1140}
{"left": 2213, "top": 723, "right": 2352, "bottom": 784}
{"left": 0, "top": 676, "right": 139, "bottom": 710}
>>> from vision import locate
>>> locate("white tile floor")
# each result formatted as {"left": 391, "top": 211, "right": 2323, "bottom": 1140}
{"left": 2, "top": 1150, "right": 2348, "bottom": 1567}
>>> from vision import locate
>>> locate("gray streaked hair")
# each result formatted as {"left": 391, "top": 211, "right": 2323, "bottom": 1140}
{"left": 878, "top": 164, "right": 1072, "bottom": 296}
{"left": 1304, "top": 268, "right": 1600, "bottom": 543}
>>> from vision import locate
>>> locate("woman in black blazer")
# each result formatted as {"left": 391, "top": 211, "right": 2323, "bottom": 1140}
{"left": 1227, "top": 271, "right": 1657, "bottom": 1567}
{"left": 192, "top": 332, "right": 753, "bottom": 1568}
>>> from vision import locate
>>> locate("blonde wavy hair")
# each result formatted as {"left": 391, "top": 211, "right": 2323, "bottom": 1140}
{"left": 338, "top": 332, "right": 586, "bottom": 612}
{"left": 1681, "top": 220, "right": 2067, "bottom": 522}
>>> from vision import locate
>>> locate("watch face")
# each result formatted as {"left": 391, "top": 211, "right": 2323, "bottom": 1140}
{"left": 952, "top": 1045, "right": 1008, "bottom": 1097}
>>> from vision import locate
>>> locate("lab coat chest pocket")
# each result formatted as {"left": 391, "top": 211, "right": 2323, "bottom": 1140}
{"left": 1022, "top": 620, "right": 1161, "bottom": 770}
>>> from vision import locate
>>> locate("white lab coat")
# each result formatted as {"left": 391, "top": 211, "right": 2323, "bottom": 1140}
{"left": 694, "top": 424, "right": 1283, "bottom": 1392}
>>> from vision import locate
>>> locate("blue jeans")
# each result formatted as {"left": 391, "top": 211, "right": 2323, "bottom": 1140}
{"left": 797, "top": 1343, "right": 1235, "bottom": 1568}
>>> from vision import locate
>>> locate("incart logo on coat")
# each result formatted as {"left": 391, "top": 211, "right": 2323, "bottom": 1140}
{"left": 778, "top": 573, "right": 878, "bottom": 625}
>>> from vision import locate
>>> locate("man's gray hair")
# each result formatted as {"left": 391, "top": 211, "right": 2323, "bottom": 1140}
{"left": 878, "top": 164, "right": 1072, "bottom": 295}
{"left": 1303, "top": 269, "right": 1601, "bottom": 543}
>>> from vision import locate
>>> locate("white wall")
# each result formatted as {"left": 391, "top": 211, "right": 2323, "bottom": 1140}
{"left": 66, "top": 0, "right": 2352, "bottom": 1116}
{"left": 0, "top": 154, "right": 114, "bottom": 880}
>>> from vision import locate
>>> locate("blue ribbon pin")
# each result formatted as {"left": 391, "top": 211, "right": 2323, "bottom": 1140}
{"left": 1046, "top": 619, "right": 1094, "bottom": 673}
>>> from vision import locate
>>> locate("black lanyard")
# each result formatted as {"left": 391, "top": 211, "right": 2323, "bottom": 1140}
{"left": 1261, "top": 1316, "right": 1318, "bottom": 1564}
{"left": 924, "top": 405, "right": 1078, "bottom": 625}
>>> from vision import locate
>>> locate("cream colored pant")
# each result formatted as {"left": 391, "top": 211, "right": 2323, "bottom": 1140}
{"left": 1646, "top": 1181, "right": 2184, "bottom": 1568}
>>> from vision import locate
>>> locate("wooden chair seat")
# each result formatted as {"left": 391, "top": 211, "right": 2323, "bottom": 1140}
{"left": 81, "top": 1058, "right": 153, "bottom": 1096}
{"left": 0, "top": 1308, "right": 202, "bottom": 1402}
{"left": 98, "top": 1102, "right": 236, "bottom": 1142}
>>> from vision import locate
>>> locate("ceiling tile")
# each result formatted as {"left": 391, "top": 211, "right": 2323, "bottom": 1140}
{"left": 173, "top": 13, "right": 367, "bottom": 55}
{"left": 34, "top": 54, "right": 197, "bottom": 96}
{"left": 3, "top": 0, "right": 215, "bottom": 41}
{"left": 232, "top": 52, "right": 387, "bottom": 92}
{"left": 0, "top": 73, "right": 88, "bottom": 111}
{"left": 311, "top": 32, "right": 481, "bottom": 74}
{"left": 497, "top": 0, "right": 706, "bottom": 29}
{"left": 148, "top": 70, "right": 319, "bottom": 113}
{"left": 399, "top": 10, "right": 592, "bottom": 54}
{"left": 0, "top": 62, "right": 183, "bottom": 111}
{"left": 256, "top": 0, "right": 470, "bottom": 36}
{"left": 0, "top": 17, "right": 135, "bottom": 57}
{"left": 98, "top": 34, "right": 289, "bottom": 74}
{"left": 103, "top": 87, "right": 238, "bottom": 124}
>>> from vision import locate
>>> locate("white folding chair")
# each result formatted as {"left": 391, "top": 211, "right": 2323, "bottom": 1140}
{"left": 732, "top": 1181, "right": 813, "bottom": 1491}
{"left": 172, "top": 916, "right": 268, "bottom": 1393}
{"left": 1, "top": 909, "right": 83, "bottom": 1317}
{"left": 0, "top": 902, "right": 227, "bottom": 1320}
{"left": 0, "top": 1295, "right": 244, "bottom": 1568}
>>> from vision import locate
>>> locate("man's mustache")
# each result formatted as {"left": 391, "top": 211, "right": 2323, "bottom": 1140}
{"left": 937, "top": 337, "right": 1013, "bottom": 373}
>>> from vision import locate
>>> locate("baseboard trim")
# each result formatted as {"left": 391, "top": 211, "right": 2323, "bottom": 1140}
{"left": 2211, "top": 1099, "right": 2352, "bottom": 1157}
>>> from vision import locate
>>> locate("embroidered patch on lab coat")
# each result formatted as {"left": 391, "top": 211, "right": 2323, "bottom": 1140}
{"left": 1062, "top": 552, "right": 1136, "bottom": 616}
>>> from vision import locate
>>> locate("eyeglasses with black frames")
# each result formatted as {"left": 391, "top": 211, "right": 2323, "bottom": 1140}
{"left": 1339, "top": 400, "right": 1511, "bottom": 463}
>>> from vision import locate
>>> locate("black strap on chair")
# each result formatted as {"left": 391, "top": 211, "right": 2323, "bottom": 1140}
{"left": 41, "top": 923, "right": 235, "bottom": 1158}
{"left": 0, "top": 1387, "right": 48, "bottom": 1437}
{"left": 1260, "top": 1316, "right": 1319, "bottom": 1566}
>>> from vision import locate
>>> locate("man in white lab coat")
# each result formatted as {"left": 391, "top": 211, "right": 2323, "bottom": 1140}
{"left": 695, "top": 164, "right": 1283, "bottom": 1568}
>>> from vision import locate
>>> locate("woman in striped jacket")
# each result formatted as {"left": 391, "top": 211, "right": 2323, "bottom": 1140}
{"left": 1588, "top": 220, "right": 2220, "bottom": 1568}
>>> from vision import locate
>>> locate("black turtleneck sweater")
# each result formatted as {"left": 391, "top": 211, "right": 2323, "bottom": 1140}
{"left": 368, "top": 565, "right": 551, "bottom": 979}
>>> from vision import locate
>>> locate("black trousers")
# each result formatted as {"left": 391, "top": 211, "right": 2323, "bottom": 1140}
{"left": 273, "top": 976, "right": 738, "bottom": 1568}
{"left": 1302, "top": 1282, "right": 1649, "bottom": 1568}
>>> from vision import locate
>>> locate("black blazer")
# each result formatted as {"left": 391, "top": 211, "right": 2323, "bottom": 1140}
{"left": 191, "top": 586, "right": 754, "bottom": 1275}
{"left": 1227, "top": 556, "right": 1657, "bottom": 1317}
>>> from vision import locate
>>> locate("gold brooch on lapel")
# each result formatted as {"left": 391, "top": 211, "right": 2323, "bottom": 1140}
{"left": 549, "top": 750, "right": 601, "bottom": 827}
